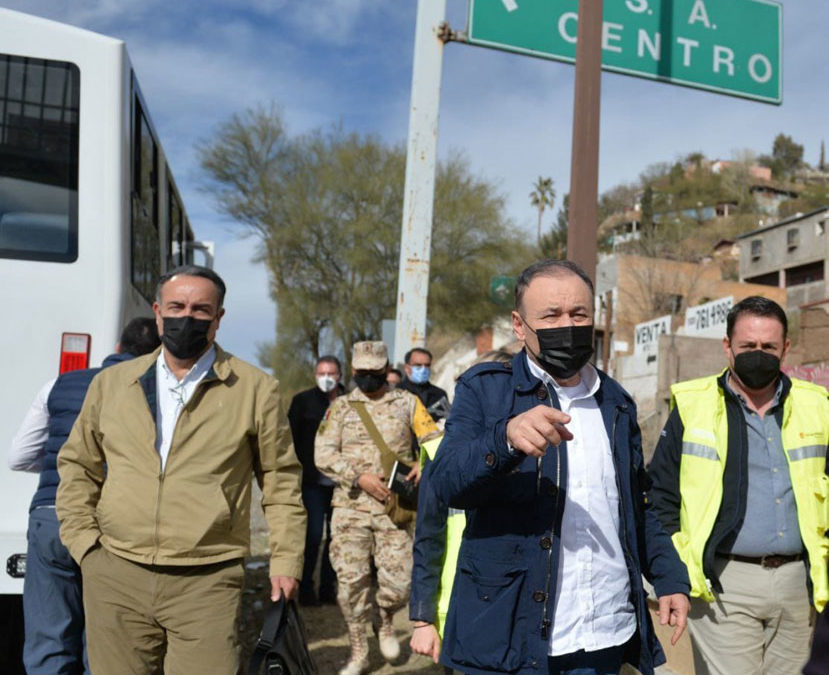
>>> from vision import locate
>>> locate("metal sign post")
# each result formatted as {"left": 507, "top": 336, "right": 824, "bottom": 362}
{"left": 393, "top": 0, "right": 447, "bottom": 367}
{"left": 567, "top": 0, "right": 603, "bottom": 282}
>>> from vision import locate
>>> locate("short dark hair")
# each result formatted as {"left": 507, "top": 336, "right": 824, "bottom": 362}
{"left": 119, "top": 317, "right": 161, "bottom": 356}
{"left": 514, "top": 259, "right": 594, "bottom": 311}
{"left": 388, "top": 367, "right": 403, "bottom": 378}
{"left": 405, "top": 347, "right": 433, "bottom": 364}
{"left": 156, "top": 265, "right": 226, "bottom": 308}
{"left": 316, "top": 355, "right": 342, "bottom": 374}
{"left": 726, "top": 296, "right": 788, "bottom": 340}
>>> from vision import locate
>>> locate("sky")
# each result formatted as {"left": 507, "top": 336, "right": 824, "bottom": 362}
{"left": 4, "top": 0, "right": 827, "bottom": 368}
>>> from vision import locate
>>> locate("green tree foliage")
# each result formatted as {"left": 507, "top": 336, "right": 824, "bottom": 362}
{"left": 199, "top": 106, "right": 532, "bottom": 390}
{"left": 539, "top": 193, "right": 568, "bottom": 259}
{"left": 719, "top": 150, "right": 758, "bottom": 211}
{"left": 777, "top": 182, "right": 829, "bottom": 219}
{"left": 640, "top": 185, "right": 654, "bottom": 231}
{"left": 598, "top": 182, "right": 638, "bottom": 222}
{"left": 529, "top": 176, "right": 555, "bottom": 246}
{"left": 758, "top": 133, "right": 804, "bottom": 180}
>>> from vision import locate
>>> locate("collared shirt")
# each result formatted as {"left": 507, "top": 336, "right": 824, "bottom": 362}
{"left": 724, "top": 373, "right": 802, "bottom": 556}
{"left": 525, "top": 356, "right": 636, "bottom": 656}
{"left": 155, "top": 346, "right": 216, "bottom": 471}
{"left": 8, "top": 377, "right": 56, "bottom": 473}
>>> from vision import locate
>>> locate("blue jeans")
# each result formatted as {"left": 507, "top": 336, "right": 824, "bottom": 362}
{"left": 547, "top": 643, "right": 625, "bottom": 675}
{"left": 300, "top": 484, "right": 336, "bottom": 598}
{"left": 23, "top": 507, "right": 88, "bottom": 674}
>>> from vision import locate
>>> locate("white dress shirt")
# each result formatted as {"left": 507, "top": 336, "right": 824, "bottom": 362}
{"left": 525, "top": 355, "right": 636, "bottom": 656}
{"left": 155, "top": 346, "right": 216, "bottom": 471}
{"left": 8, "top": 377, "right": 57, "bottom": 472}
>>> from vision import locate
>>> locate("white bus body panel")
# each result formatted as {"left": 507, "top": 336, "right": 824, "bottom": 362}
{"left": 0, "top": 10, "right": 134, "bottom": 594}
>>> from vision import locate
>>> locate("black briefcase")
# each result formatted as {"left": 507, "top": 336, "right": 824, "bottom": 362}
{"left": 247, "top": 598, "right": 317, "bottom": 675}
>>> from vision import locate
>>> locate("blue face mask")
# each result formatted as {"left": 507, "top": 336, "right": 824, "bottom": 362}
{"left": 410, "top": 365, "right": 431, "bottom": 384}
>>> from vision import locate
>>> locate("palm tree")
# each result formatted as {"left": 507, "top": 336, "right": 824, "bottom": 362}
{"left": 529, "top": 176, "right": 555, "bottom": 246}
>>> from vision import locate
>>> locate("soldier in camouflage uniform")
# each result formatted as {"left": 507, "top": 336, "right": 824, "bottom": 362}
{"left": 316, "top": 341, "right": 439, "bottom": 675}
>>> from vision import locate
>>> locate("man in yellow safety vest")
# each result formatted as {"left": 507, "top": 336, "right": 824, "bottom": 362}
{"left": 649, "top": 295, "right": 829, "bottom": 675}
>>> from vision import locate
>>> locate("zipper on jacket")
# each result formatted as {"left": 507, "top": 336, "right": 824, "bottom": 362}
{"left": 539, "top": 385, "right": 562, "bottom": 639}
{"left": 150, "top": 375, "right": 215, "bottom": 562}
{"left": 152, "top": 470, "right": 164, "bottom": 564}
{"left": 611, "top": 405, "right": 636, "bottom": 580}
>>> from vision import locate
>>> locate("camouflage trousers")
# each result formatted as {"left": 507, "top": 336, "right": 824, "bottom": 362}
{"left": 329, "top": 507, "right": 413, "bottom": 623}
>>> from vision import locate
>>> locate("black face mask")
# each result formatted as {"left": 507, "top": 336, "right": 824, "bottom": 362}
{"left": 354, "top": 372, "right": 387, "bottom": 394}
{"left": 733, "top": 349, "right": 780, "bottom": 390}
{"left": 161, "top": 316, "right": 213, "bottom": 360}
{"left": 524, "top": 321, "right": 594, "bottom": 380}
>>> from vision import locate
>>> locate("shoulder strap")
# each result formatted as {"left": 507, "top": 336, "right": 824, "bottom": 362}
{"left": 248, "top": 599, "right": 286, "bottom": 674}
{"left": 348, "top": 400, "right": 397, "bottom": 476}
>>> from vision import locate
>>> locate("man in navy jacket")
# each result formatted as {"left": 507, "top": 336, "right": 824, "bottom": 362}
{"left": 8, "top": 318, "right": 159, "bottom": 675}
{"left": 428, "top": 260, "right": 690, "bottom": 675}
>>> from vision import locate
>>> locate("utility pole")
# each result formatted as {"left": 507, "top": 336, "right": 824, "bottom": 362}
{"left": 567, "top": 0, "right": 603, "bottom": 283}
{"left": 393, "top": 0, "right": 446, "bottom": 366}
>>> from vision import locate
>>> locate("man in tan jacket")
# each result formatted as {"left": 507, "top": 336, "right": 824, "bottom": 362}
{"left": 57, "top": 265, "right": 306, "bottom": 675}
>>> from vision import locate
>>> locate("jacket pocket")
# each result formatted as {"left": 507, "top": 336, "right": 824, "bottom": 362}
{"left": 447, "top": 565, "right": 527, "bottom": 671}
{"left": 221, "top": 480, "right": 244, "bottom": 529}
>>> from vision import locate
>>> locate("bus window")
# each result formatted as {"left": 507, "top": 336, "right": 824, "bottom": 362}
{"left": 131, "top": 98, "right": 159, "bottom": 302}
{"left": 167, "top": 177, "right": 183, "bottom": 268}
{"left": 183, "top": 217, "right": 195, "bottom": 264}
{"left": 0, "top": 55, "right": 79, "bottom": 262}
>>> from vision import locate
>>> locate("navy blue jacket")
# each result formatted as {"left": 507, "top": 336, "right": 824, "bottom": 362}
{"left": 429, "top": 352, "right": 690, "bottom": 675}
{"left": 410, "top": 453, "right": 448, "bottom": 625}
{"left": 31, "top": 353, "right": 133, "bottom": 510}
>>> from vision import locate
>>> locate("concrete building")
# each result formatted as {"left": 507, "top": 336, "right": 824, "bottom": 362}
{"left": 596, "top": 253, "right": 786, "bottom": 362}
{"left": 737, "top": 206, "right": 829, "bottom": 307}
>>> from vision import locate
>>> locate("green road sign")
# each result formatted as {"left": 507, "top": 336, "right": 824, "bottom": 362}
{"left": 490, "top": 275, "right": 516, "bottom": 307}
{"left": 467, "top": 0, "right": 782, "bottom": 104}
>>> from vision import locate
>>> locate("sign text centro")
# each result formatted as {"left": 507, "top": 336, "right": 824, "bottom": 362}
{"left": 684, "top": 296, "right": 733, "bottom": 338}
{"left": 467, "top": 0, "right": 782, "bottom": 104}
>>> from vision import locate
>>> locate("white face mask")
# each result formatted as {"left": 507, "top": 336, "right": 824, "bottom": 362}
{"left": 316, "top": 374, "right": 338, "bottom": 393}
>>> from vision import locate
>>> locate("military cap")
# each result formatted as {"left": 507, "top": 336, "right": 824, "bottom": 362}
{"left": 352, "top": 341, "right": 388, "bottom": 370}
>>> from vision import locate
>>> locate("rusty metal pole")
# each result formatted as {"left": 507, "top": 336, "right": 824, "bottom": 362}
{"left": 393, "top": 0, "right": 446, "bottom": 367}
{"left": 567, "top": 0, "right": 603, "bottom": 283}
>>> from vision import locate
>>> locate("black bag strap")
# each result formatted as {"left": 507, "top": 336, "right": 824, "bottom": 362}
{"left": 248, "top": 598, "right": 317, "bottom": 675}
{"left": 248, "top": 599, "right": 287, "bottom": 674}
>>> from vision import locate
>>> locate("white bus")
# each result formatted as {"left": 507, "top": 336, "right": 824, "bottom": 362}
{"left": 0, "top": 9, "right": 208, "bottom": 667}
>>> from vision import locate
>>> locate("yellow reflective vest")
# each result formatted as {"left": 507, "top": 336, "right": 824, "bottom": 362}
{"left": 670, "top": 371, "right": 829, "bottom": 610}
{"left": 420, "top": 436, "right": 466, "bottom": 636}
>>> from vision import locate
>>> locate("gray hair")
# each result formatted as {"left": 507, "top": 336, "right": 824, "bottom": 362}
{"left": 155, "top": 265, "right": 226, "bottom": 307}
{"left": 514, "top": 259, "right": 594, "bottom": 311}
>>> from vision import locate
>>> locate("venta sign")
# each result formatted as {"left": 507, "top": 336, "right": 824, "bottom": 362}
{"left": 634, "top": 314, "right": 672, "bottom": 355}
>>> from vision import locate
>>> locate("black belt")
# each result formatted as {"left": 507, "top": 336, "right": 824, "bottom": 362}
{"left": 722, "top": 553, "right": 803, "bottom": 569}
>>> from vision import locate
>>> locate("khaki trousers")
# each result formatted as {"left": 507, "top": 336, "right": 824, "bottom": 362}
{"left": 81, "top": 546, "right": 244, "bottom": 675}
{"left": 688, "top": 556, "right": 812, "bottom": 675}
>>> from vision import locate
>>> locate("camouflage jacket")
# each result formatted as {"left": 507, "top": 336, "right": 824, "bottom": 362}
{"left": 315, "top": 386, "right": 439, "bottom": 512}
